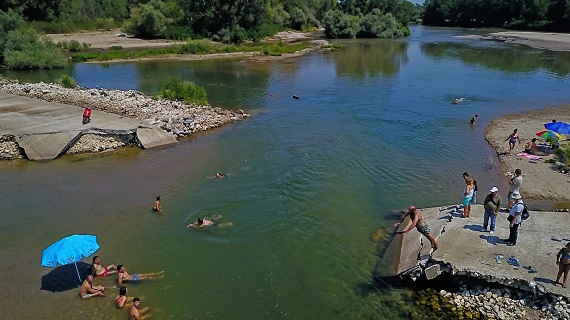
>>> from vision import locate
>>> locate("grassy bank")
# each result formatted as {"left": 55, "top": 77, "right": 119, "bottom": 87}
{"left": 70, "top": 40, "right": 314, "bottom": 62}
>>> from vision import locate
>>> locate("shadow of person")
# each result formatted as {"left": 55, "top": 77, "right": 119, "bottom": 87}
{"left": 533, "top": 277, "right": 557, "bottom": 285}
{"left": 479, "top": 235, "right": 503, "bottom": 245}
{"left": 463, "top": 224, "right": 485, "bottom": 232}
{"left": 40, "top": 261, "right": 92, "bottom": 292}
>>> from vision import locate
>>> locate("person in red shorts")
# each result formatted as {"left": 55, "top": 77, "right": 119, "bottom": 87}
{"left": 92, "top": 255, "right": 117, "bottom": 277}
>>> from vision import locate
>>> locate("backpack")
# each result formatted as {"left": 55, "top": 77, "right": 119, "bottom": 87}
{"left": 521, "top": 204, "right": 530, "bottom": 221}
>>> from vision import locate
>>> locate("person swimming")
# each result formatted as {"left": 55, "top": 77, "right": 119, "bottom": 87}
{"left": 452, "top": 98, "right": 465, "bottom": 104}
{"left": 187, "top": 217, "right": 215, "bottom": 228}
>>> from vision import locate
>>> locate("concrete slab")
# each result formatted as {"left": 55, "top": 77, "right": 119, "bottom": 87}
{"left": 18, "top": 131, "right": 80, "bottom": 160}
{"left": 392, "top": 204, "right": 570, "bottom": 299}
{"left": 0, "top": 93, "right": 177, "bottom": 159}
{"left": 136, "top": 124, "right": 177, "bottom": 149}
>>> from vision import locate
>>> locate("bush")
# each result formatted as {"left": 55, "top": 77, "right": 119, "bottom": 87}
{"left": 554, "top": 143, "right": 570, "bottom": 169}
{"left": 3, "top": 28, "right": 67, "bottom": 69}
{"left": 57, "top": 75, "right": 77, "bottom": 88}
{"left": 158, "top": 76, "right": 207, "bottom": 105}
{"left": 68, "top": 40, "right": 81, "bottom": 52}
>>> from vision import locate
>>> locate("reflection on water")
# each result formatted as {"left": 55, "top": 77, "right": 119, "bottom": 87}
{"left": 2, "top": 26, "right": 570, "bottom": 319}
{"left": 421, "top": 41, "right": 570, "bottom": 75}
{"left": 329, "top": 39, "right": 409, "bottom": 77}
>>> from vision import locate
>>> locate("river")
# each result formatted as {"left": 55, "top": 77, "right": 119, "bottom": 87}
{"left": 1, "top": 26, "right": 570, "bottom": 319}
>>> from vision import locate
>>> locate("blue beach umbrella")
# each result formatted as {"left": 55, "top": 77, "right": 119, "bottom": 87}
{"left": 41, "top": 234, "right": 100, "bottom": 283}
{"left": 544, "top": 121, "right": 570, "bottom": 135}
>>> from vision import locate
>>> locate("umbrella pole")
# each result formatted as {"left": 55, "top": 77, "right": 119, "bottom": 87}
{"left": 74, "top": 262, "right": 82, "bottom": 283}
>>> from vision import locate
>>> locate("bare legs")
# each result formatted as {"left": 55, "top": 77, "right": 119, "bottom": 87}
{"left": 139, "top": 271, "right": 165, "bottom": 280}
{"left": 556, "top": 263, "right": 569, "bottom": 288}
{"left": 426, "top": 234, "right": 438, "bottom": 251}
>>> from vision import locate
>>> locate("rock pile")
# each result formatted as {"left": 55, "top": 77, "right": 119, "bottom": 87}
{"left": 0, "top": 135, "right": 24, "bottom": 160}
{"left": 439, "top": 286, "right": 570, "bottom": 320}
{"left": 67, "top": 133, "right": 137, "bottom": 154}
{"left": 0, "top": 78, "right": 249, "bottom": 138}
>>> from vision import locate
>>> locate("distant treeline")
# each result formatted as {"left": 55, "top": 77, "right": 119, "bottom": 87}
{"left": 1, "top": 0, "right": 422, "bottom": 41}
{"left": 423, "top": 0, "right": 570, "bottom": 32}
{"left": 0, "top": 0, "right": 422, "bottom": 69}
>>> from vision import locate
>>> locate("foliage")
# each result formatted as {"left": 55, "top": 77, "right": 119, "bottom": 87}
{"left": 423, "top": 0, "right": 570, "bottom": 32}
{"left": 158, "top": 76, "right": 207, "bottom": 105}
{"left": 322, "top": 10, "right": 361, "bottom": 38}
{"left": 3, "top": 28, "right": 67, "bottom": 69}
{"left": 28, "top": 18, "right": 120, "bottom": 34}
{"left": 123, "top": 0, "right": 175, "bottom": 38}
{"left": 554, "top": 143, "right": 570, "bottom": 169}
{"left": 0, "top": 9, "right": 25, "bottom": 64}
{"left": 57, "top": 74, "right": 78, "bottom": 88}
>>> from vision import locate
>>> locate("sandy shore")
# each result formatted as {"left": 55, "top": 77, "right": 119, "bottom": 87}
{"left": 45, "top": 29, "right": 328, "bottom": 63}
{"left": 457, "top": 31, "right": 570, "bottom": 51}
{"left": 485, "top": 105, "right": 570, "bottom": 202}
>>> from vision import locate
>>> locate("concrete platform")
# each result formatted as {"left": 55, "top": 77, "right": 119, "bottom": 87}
{"left": 389, "top": 204, "right": 570, "bottom": 299}
{"left": 0, "top": 94, "right": 177, "bottom": 160}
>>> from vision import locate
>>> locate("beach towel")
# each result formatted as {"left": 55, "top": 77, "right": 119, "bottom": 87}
{"left": 516, "top": 152, "right": 542, "bottom": 160}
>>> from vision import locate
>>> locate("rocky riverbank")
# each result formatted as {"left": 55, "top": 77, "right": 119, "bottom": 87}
{"left": 439, "top": 284, "right": 569, "bottom": 320}
{"left": 0, "top": 78, "right": 250, "bottom": 159}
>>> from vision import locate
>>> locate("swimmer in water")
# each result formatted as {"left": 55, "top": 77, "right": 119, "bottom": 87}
{"left": 187, "top": 217, "right": 215, "bottom": 228}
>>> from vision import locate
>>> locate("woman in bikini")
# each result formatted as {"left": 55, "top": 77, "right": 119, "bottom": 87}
{"left": 504, "top": 129, "right": 521, "bottom": 154}
{"left": 462, "top": 177, "right": 474, "bottom": 218}
{"left": 117, "top": 265, "right": 165, "bottom": 286}
{"left": 115, "top": 286, "right": 129, "bottom": 308}
{"left": 556, "top": 242, "right": 570, "bottom": 288}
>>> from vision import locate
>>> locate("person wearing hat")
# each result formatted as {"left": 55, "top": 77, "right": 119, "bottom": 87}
{"left": 504, "top": 193, "right": 523, "bottom": 246}
{"left": 483, "top": 187, "right": 502, "bottom": 235}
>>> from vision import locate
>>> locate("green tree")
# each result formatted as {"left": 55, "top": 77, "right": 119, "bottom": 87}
{"left": 123, "top": 0, "right": 173, "bottom": 38}
{"left": 322, "top": 9, "right": 361, "bottom": 38}
{"left": 0, "top": 9, "right": 25, "bottom": 65}
{"left": 3, "top": 28, "right": 67, "bottom": 69}
{"left": 290, "top": 7, "right": 307, "bottom": 30}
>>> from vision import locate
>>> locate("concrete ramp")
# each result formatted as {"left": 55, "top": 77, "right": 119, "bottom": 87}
{"left": 18, "top": 131, "right": 81, "bottom": 160}
{"left": 136, "top": 124, "right": 177, "bottom": 149}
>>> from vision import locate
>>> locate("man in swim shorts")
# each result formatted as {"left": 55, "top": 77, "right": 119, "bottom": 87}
{"left": 80, "top": 275, "right": 105, "bottom": 299}
{"left": 394, "top": 206, "right": 439, "bottom": 251}
{"left": 92, "top": 255, "right": 117, "bottom": 277}
{"left": 117, "top": 265, "right": 164, "bottom": 286}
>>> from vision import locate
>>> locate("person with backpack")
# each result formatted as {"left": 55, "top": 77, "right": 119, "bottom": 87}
{"left": 504, "top": 193, "right": 524, "bottom": 246}
{"left": 483, "top": 187, "right": 502, "bottom": 235}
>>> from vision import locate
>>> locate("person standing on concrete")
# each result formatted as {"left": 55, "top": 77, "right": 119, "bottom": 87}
{"left": 507, "top": 169, "right": 523, "bottom": 209}
{"left": 82, "top": 106, "right": 92, "bottom": 124}
{"left": 504, "top": 194, "right": 523, "bottom": 246}
{"left": 556, "top": 242, "right": 570, "bottom": 288}
{"left": 482, "top": 187, "right": 502, "bottom": 234}
{"left": 463, "top": 172, "right": 478, "bottom": 204}
{"left": 394, "top": 206, "right": 438, "bottom": 251}
{"left": 462, "top": 177, "right": 475, "bottom": 218}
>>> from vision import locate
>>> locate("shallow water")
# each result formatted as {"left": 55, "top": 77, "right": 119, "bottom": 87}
{"left": 2, "top": 26, "right": 570, "bottom": 319}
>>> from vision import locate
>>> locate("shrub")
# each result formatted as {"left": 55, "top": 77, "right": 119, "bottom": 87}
{"left": 57, "top": 75, "right": 77, "bottom": 88}
{"left": 158, "top": 76, "right": 207, "bottom": 105}
{"left": 109, "top": 46, "right": 123, "bottom": 50}
{"left": 3, "top": 28, "right": 67, "bottom": 69}
{"left": 554, "top": 143, "right": 570, "bottom": 169}
{"left": 68, "top": 40, "right": 81, "bottom": 52}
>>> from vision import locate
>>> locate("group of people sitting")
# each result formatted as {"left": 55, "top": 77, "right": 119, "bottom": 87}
{"left": 79, "top": 255, "right": 164, "bottom": 319}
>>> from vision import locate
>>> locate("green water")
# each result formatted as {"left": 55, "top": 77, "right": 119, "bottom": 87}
{"left": 1, "top": 26, "right": 570, "bottom": 319}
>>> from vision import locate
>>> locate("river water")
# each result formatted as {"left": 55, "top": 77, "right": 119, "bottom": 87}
{"left": 2, "top": 26, "right": 570, "bottom": 319}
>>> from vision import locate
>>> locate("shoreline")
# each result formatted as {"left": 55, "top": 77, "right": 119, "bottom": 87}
{"left": 47, "top": 29, "right": 331, "bottom": 64}
{"left": 456, "top": 31, "right": 570, "bottom": 51}
{"left": 484, "top": 104, "right": 570, "bottom": 203}
{"left": 0, "top": 78, "right": 250, "bottom": 160}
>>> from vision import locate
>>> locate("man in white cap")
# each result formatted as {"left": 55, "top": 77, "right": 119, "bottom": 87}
{"left": 504, "top": 193, "right": 523, "bottom": 246}
{"left": 483, "top": 187, "right": 502, "bottom": 234}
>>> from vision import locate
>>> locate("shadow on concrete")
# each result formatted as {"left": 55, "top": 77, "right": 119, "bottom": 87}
{"left": 479, "top": 235, "right": 504, "bottom": 245}
{"left": 534, "top": 277, "right": 557, "bottom": 285}
{"left": 40, "top": 262, "right": 92, "bottom": 292}
{"left": 463, "top": 224, "right": 485, "bottom": 232}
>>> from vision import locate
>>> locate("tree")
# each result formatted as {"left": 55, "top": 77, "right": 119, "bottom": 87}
{"left": 290, "top": 7, "right": 306, "bottom": 30}
{"left": 3, "top": 28, "right": 67, "bottom": 69}
{"left": 123, "top": 0, "right": 173, "bottom": 38}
